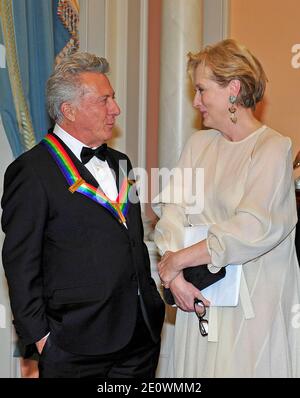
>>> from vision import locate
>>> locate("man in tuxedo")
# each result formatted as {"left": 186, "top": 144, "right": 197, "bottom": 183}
{"left": 1, "top": 52, "right": 165, "bottom": 378}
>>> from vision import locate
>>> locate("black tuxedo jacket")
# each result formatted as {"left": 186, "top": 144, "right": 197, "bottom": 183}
{"left": 1, "top": 134, "right": 165, "bottom": 355}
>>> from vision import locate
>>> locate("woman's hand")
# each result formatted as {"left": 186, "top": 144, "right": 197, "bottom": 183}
{"left": 158, "top": 250, "right": 183, "bottom": 287}
{"left": 158, "top": 241, "right": 211, "bottom": 288}
{"left": 169, "top": 273, "right": 210, "bottom": 312}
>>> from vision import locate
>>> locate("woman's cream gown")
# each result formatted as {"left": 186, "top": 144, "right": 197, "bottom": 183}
{"left": 153, "top": 126, "right": 300, "bottom": 377}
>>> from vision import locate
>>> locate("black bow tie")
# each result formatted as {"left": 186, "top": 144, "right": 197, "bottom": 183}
{"left": 80, "top": 144, "right": 108, "bottom": 164}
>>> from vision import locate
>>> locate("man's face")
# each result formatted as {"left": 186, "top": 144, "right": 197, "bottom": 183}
{"left": 71, "top": 72, "right": 120, "bottom": 147}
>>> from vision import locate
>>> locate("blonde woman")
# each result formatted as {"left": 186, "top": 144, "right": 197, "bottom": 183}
{"left": 153, "top": 39, "right": 300, "bottom": 377}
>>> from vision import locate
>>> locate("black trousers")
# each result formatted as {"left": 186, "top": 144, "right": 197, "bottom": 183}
{"left": 38, "top": 303, "right": 161, "bottom": 378}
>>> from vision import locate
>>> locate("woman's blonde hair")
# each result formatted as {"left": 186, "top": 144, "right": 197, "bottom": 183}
{"left": 187, "top": 39, "right": 267, "bottom": 109}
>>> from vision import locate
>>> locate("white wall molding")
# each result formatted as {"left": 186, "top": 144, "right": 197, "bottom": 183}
{"left": 138, "top": 0, "right": 148, "bottom": 172}
{"left": 79, "top": 0, "right": 106, "bottom": 55}
{"left": 203, "top": 0, "right": 230, "bottom": 46}
{"left": 104, "top": 0, "right": 128, "bottom": 153}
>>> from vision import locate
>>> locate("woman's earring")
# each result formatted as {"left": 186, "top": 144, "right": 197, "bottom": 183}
{"left": 228, "top": 95, "right": 237, "bottom": 124}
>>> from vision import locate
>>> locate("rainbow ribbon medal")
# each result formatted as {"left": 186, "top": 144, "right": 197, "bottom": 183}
{"left": 42, "top": 134, "right": 132, "bottom": 224}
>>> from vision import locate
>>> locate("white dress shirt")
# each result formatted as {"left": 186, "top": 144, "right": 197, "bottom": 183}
{"left": 54, "top": 124, "right": 119, "bottom": 201}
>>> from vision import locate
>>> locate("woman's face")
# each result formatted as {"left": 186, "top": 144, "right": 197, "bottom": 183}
{"left": 193, "top": 65, "right": 230, "bottom": 131}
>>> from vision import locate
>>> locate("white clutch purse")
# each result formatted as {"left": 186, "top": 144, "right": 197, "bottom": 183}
{"left": 184, "top": 225, "right": 242, "bottom": 306}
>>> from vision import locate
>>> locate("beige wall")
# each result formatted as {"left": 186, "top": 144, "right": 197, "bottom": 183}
{"left": 230, "top": 0, "right": 300, "bottom": 158}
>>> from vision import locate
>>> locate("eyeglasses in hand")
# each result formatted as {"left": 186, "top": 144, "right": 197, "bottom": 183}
{"left": 194, "top": 298, "right": 208, "bottom": 337}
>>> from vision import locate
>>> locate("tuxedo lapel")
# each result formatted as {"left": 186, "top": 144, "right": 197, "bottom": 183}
{"left": 74, "top": 157, "right": 99, "bottom": 188}
{"left": 50, "top": 132, "right": 99, "bottom": 188}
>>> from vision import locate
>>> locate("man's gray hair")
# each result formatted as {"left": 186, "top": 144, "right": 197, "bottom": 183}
{"left": 46, "top": 52, "right": 109, "bottom": 123}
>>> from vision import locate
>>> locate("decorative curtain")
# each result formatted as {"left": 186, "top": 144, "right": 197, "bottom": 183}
{"left": 55, "top": 0, "right": 79, "bottom": 63}
{"left": 0, "top": 0, "right": 32, "bottom": 157}
{"left": 0, "top": 0, "right": 79, "bottom": 158}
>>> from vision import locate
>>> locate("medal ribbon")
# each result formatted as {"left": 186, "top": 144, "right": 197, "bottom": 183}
{"left": 42, "top": 134, "right": 131, "bottom": 224}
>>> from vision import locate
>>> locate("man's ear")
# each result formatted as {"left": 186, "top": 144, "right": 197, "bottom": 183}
{"left": 61, "top": 102, "right": 76, "bottom": 122}
{"left": 228, "top": 79, "right": 241, "bottom": 97}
